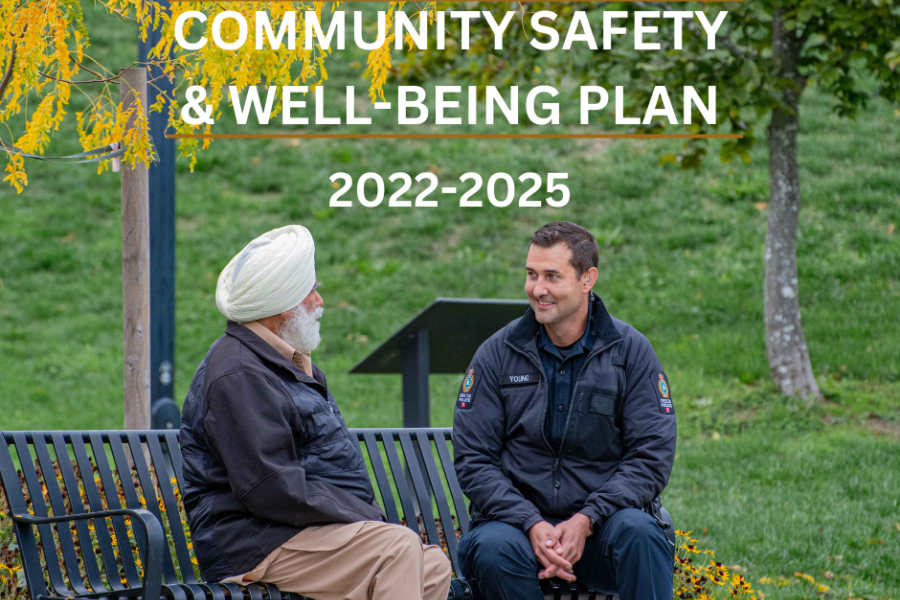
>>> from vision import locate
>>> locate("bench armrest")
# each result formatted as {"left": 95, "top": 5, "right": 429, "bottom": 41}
{"left": 14, "top": 508, "right": 164, "bottom": 600}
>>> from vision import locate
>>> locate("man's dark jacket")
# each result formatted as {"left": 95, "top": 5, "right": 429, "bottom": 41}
{"left": 453, "top": 293, "right": 677, "bottom": 533}
{"left": 180, "top": 322, "right": 385, "bottom": 583}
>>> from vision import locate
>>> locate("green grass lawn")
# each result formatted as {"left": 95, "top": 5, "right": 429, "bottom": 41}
{"left": 1, "top": 5, "right": 899, "bottom": 598}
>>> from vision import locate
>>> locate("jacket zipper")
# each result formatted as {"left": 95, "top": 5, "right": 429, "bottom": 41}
{"left": 552, "top": 339, "right": 623, "bottom": 513}
{"left": 511, "top": 337, "right": 624, "bottom": 515}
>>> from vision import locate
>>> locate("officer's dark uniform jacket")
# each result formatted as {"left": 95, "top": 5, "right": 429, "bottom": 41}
{"left": 453, "top": 293, "right": 677, "bottom": 533}
{"left": 180, "top": 322, "right": 385, "bottom": 583}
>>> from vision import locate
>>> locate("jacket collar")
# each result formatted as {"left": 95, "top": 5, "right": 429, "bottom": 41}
{"left": 224, "top": 321, "right": 327, "bottom": 389}
{"left": 507, "top": 293, "right": 621, "bottom": 353}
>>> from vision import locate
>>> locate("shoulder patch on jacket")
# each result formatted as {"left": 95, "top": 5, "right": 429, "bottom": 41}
{"left": 457, "top": 365, "right": 480, "bottom": 410}
{"left": 650, "top": 371, "right": 674, "bottom": 415}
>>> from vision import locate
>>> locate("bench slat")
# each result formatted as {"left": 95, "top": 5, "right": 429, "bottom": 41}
{"left": 415, "top": 432, "right": 461, "bottom": 575}
{"left": 258, "top": 580, "right": 286, "bottom": 600}
{"left": 13, "top": 432, "right": 74, "bottom": 597}
{"left": 380, "top": 432, "right": 421, "bottom": 536}
{"left": 398, "top": 431, "right": 441, "bottom": 546}
{"left": 218, "top": 580, "right": 254, "bottom": 600}
{"left": 361, "top": 431, "right": 400, "bottom": 524}
{"left": 193, "top": 581, "right": 229, "bottom": 600}
{"left": 33, "top": 434, "right": 95, "bottom": 595}
{"left": 164, "top": 431, "right": 186, "bottom": 493}
{"left": 173, "top": 581, "right": 214, "bottom": 599}
{"left": 433, "top": 431, "right": 470, "bottom": 535}
{"left": 0, "top": 437, "right": 51, "bottom": 600}
{"left": 244, "top": 581, "right": 266, "bottom": 600}
{"left": 146, "top": 434, "right": 197, "bottom": 584}
{"left": 123, "top": 431, "right": 182, "bottom": 587}
{"left": 106, "top": 434, "right": 154, "bottom": 576}
{"left": 44, "top": 433, "right": 108, "bottom": 594}
{"left": 85, "top": 432, "right": 142, "bottom": 587}
{"left": 58, "top": 433, "right": 124, "bottom": 592}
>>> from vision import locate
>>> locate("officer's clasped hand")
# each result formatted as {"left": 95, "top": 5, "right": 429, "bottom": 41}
{"left": 549, "top": 514, "right": 594, "bottom": 569}
{"left": 528, "top": 521, "right": 576, "bottom": 581}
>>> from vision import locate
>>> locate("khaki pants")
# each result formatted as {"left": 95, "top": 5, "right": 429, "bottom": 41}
{"left": 223, "top": 521, "right": 452, "bottom": 600}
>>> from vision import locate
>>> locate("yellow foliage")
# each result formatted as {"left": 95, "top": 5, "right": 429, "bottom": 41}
{"left": 1, "top": 0, "right": 430, "bottom": 190}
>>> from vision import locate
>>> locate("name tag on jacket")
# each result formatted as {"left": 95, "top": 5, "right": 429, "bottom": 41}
{"left": 499, "top": 373, "right": 540, "bottom": 386}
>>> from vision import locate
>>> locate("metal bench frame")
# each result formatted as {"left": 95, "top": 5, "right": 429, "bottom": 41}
{"left": 1, "top": 429, "right": 660, "bottom": 600}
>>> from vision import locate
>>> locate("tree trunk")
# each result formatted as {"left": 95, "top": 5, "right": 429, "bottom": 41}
{"left": 764, "top": 10, "right": 822, "bottom": 401}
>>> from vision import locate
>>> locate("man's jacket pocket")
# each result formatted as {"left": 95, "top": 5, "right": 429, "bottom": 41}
{"left": 589, "top": 392, "right": 617, "bottom": 416}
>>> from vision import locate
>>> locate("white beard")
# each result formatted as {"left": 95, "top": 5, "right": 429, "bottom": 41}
{"left": 280, "top": 305, "right": 323, "bottom": 353}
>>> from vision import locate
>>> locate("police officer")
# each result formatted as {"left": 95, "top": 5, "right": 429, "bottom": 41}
{"left": 453, "top": 221, "right": 676, "bottom": 600}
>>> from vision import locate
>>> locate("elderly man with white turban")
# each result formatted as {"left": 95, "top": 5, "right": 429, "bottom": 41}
{"left": 179, "top": 225, "right": 452, "bottom": 600}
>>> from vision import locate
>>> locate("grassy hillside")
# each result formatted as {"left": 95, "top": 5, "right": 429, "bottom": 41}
{"left": 1, "top": 5, "right": 899, "bottom": 598}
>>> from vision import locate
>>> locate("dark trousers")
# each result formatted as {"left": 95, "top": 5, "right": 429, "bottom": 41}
{"left": 457, "top": 508, "right": 673, "bottom": 600}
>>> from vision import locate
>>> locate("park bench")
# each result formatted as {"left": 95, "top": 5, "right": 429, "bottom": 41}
{"left": 0, "top": 428, "right": 674, "bottom": 600}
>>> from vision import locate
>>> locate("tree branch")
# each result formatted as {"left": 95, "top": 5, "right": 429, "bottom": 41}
{"left": 0, "top": 42, "right": 16, "bottom": 102}
{"left": 39, "top": 70, "right": 120, "bottom": 84}
{"left": 68, "top": 52, "right": 105, "bottom": 79}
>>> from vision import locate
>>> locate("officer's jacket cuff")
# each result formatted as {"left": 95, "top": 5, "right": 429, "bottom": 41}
{"left": 522, "top": 512, "right": 544, "bottom": 533}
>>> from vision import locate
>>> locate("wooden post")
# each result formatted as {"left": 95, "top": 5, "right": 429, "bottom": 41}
{"left": 120, "top": 67, "right": 151, "bottom": 430}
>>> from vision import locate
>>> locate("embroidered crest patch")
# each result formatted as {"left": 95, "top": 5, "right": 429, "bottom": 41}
{"left": 457, "top": 366, "right": 479, "bottom": 409}
{"left": 463, "top": 369, "right": 475, "bottom": 393}
{"left": 650, "top": 371, "right": 674, "bottom": 415}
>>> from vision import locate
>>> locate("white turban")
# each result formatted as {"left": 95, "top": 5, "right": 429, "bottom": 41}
{"left": 216, "top": 225, "right": 316, "bottom": 322}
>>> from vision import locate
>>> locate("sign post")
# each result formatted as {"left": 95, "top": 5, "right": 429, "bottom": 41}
{"left": 351, "top": 298, "right": 530, "bottom": 427}
{"left": 139, "top": 1, "right": 181, "bottom": 430}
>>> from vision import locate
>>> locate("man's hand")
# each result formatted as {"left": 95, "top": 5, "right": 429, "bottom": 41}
{"left": 548, "top": 513, "right": 594, "bottom": 568}
{"left": 527, "top": 521, "right": 575, "bottom": 581}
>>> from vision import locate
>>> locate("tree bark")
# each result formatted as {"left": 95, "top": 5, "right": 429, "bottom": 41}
{"left": 764, "top": 10, "right": 822, "bottom": 401}
{"left": 120, "top": 67, "right": 152, "bottom": 429}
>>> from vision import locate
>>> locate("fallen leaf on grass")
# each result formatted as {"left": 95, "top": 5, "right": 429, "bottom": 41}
{"left": 794, "top": 572, "right": 816, "bottom": 584}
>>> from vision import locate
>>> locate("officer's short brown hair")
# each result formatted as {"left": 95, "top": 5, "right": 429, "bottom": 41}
{"left": 529, "top": 221, "right": 599, "bottom": 276}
